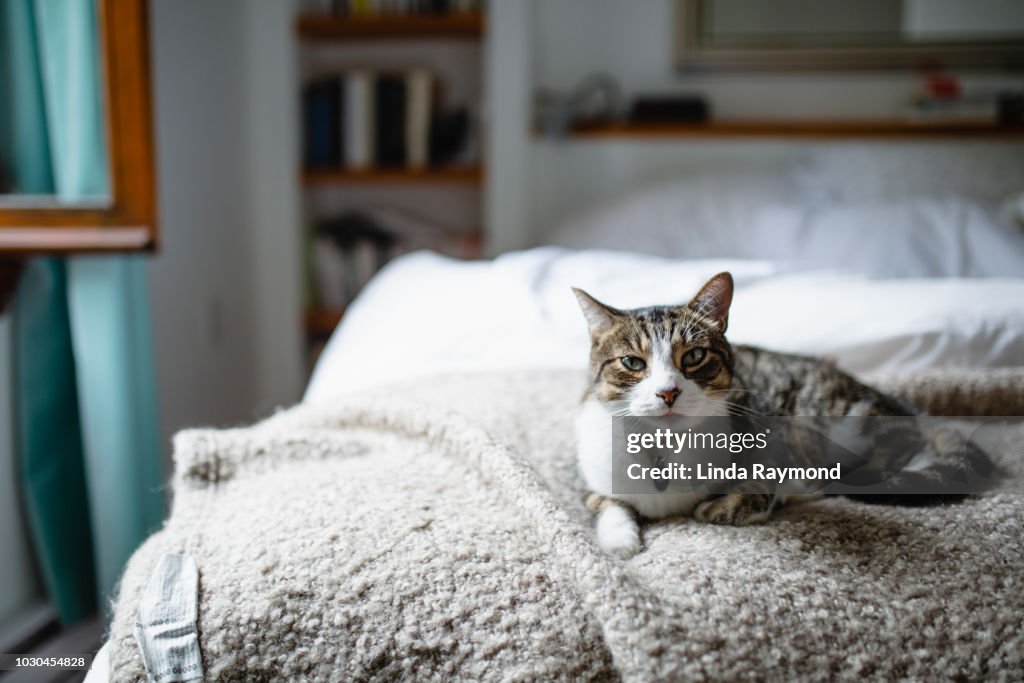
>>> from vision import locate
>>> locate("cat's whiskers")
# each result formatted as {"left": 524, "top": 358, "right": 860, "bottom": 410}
{"left": 711, "top": 399, "right": 761, "bottom": 415}
{"left": 714, "top": 400, "right": 776, "bottom": 424}
{"left": 703, "top": 395, "right": 782, "bottom": 431}
{"left": 605, "top": 400, "right": 644, "bottom": 422}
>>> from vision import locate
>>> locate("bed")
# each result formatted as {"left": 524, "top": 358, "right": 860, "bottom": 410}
{"left": 92, "top": 160, "right": 1024, "bottom": 681}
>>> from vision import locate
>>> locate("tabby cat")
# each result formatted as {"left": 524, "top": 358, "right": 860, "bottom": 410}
{"left": 574, "top": 272, "right": 996, "bottom": 558}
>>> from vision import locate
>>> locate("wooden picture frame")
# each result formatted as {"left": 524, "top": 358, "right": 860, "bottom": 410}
{"left": 0, "top": 0, "right": 157, "bottom": 253}
{"left": 675, "top": 0, "right": 1024, "bottom": 72}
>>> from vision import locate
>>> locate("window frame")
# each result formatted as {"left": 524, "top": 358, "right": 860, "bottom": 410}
{"left": 0, "top": 0, "right": 158, "bottom": 254}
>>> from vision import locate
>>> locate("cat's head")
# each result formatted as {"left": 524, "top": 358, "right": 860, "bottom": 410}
{"left": 573, "top": 272, "right": 734, "bottom": 417}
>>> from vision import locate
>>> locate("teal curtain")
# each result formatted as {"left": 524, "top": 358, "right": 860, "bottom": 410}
{"left": 2, "top": 0, "right": 164, "bottom": 624}
{"left": 67, "top": 257, "right": 165, "bottom": 602}
{"left": 0, "top": 0, "right": 54, "bottom": 193}
{"left": 31, "top": 0, "right": 109, "bottom": 200}
{"left": 12, "top": 262, "right": 97, "bottom": 623}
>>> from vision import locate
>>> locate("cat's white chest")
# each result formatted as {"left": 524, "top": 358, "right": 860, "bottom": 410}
{"left": 575, "top": 398, "right": 707, "bottom": 519}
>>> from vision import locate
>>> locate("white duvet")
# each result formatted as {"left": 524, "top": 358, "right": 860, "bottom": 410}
{"left": 305, "top": 248, "right": 1024, "bottom": 403}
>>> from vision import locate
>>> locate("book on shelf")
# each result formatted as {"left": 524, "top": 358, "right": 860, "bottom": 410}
{"left": 302, "top": 68, "right": 471, "bottom": 172}
{"left": 374, "top": 74, "right": 408, "bottom": 167}
{"left": 343, "top": 69, "right": 375, "bottom": 168}
{"left": 302, "top": 77, "right": 343, "bottom": 168}
{"left": 309, "top": 207, "right": 481, "bottom": 311}
{"left": 405, "top": 68, "right": 433, "bottom": 169}
{"left": 312, "top": 238, "right": 348, "bottom": 310}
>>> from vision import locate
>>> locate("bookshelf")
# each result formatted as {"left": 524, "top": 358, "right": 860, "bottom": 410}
{"left": 297, "top": 13, "right": 484, "bottom": 41}
{"left": 567, "top": 120, "right": 1024, "bottom": 140}
{"left": 305, "top": 307, "right": 346, "bottom": 338}
{"left": 301, "top": 164, "right": 483, "bottom": 186}
{"left": 296, "top": 7, "right": 486, "bottom": 362}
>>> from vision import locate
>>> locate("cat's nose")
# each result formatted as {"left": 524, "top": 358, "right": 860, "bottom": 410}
{"left": 656, "top": 388, "right": 681, "bottom": 407}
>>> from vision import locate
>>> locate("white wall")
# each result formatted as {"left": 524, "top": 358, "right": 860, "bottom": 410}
{"left": 484, "top": 0, "right": 533, "bottom": 255}
{"left": 148, "top": 0, "right": 303, "bottom": 458}
{"left": 241, "top": 0, "right": 305, "bottom": 414}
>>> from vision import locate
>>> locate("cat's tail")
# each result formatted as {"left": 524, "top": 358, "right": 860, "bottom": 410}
{"left": 842, "top": 427, "right": 1000, "bottom": 507}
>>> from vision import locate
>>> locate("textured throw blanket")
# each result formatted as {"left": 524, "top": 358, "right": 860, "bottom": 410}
{"left": 108, "top": 370, "right": 1024, "bottom": 681}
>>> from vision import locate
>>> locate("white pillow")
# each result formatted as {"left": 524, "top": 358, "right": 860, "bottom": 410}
{"left": 548, "top": 169, "right": 801, "bottom": 258}
{"left": 551, "top": 175, "right": 1024, "bottom": 278}
{"left": 794, "top": 145, "right": 1024, "bottom": 204}
{"left": 748, "top": 197, "right": 1024, "bottom": 278}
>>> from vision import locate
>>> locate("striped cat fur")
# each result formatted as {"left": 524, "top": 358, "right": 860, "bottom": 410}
{"left": 574, "top": 272, "right": 997, "bottom": 558}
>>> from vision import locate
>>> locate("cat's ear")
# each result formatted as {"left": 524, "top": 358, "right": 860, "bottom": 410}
{"left": 689, "top": 272, "right": 734, "bottom": 332}
{"left": 572, "top": 288, "right": 620, "bottom": 339}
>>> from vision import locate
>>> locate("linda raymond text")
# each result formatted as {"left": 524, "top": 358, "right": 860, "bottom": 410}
{"left": 626, "top": 462, "right": 842, "bottom": 483}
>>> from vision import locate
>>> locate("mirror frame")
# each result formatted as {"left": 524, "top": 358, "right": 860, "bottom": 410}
{"left": 0, "top": 0, "right": 157, "bottom": 253}
{"left": 675, "top": 0, "right": 1024, "bottom": 72}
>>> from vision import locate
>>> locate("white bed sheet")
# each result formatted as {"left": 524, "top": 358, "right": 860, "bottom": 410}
{"left": 84, "top": 641, "right": 108, "bottom": 682}
{"left": 305, "top": 248, "right": 1024, "bottom": 403}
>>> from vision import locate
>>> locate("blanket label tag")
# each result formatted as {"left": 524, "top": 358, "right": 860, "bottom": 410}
{"left": 133, "top": 553, "right": 204, "bottom": 683}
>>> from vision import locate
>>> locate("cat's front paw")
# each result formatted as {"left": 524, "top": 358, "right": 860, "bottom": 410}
{"left": 694, "top": 494, "right": 772, "bottom": 526}
{"left": 595, "top": 505, "right": 642, "bottom": 559}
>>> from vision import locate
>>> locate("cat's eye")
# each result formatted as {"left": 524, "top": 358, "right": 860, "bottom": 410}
{"left": 682, "top": 348, "right": 708, "bottom": 367}
{"left": 621, "top": 356, "right": 646, "bottom": 371}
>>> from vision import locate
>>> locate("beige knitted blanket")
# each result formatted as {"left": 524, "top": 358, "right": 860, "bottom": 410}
{"left": 108, "top": 370, "right": 1024, "bottom": 681}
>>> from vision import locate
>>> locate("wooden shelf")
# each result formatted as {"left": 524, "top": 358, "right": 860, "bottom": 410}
{"left": 302, "top": 165, "right": 483, "bottom": 186}
{"left": 297, "top": 13, "right": 484, "bottom": 41}
{"left": 305, "top": 308, "right": 345, "bottom": 337}
{"left": 566, "top": 120, "right": 1024, "bottom": 140}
